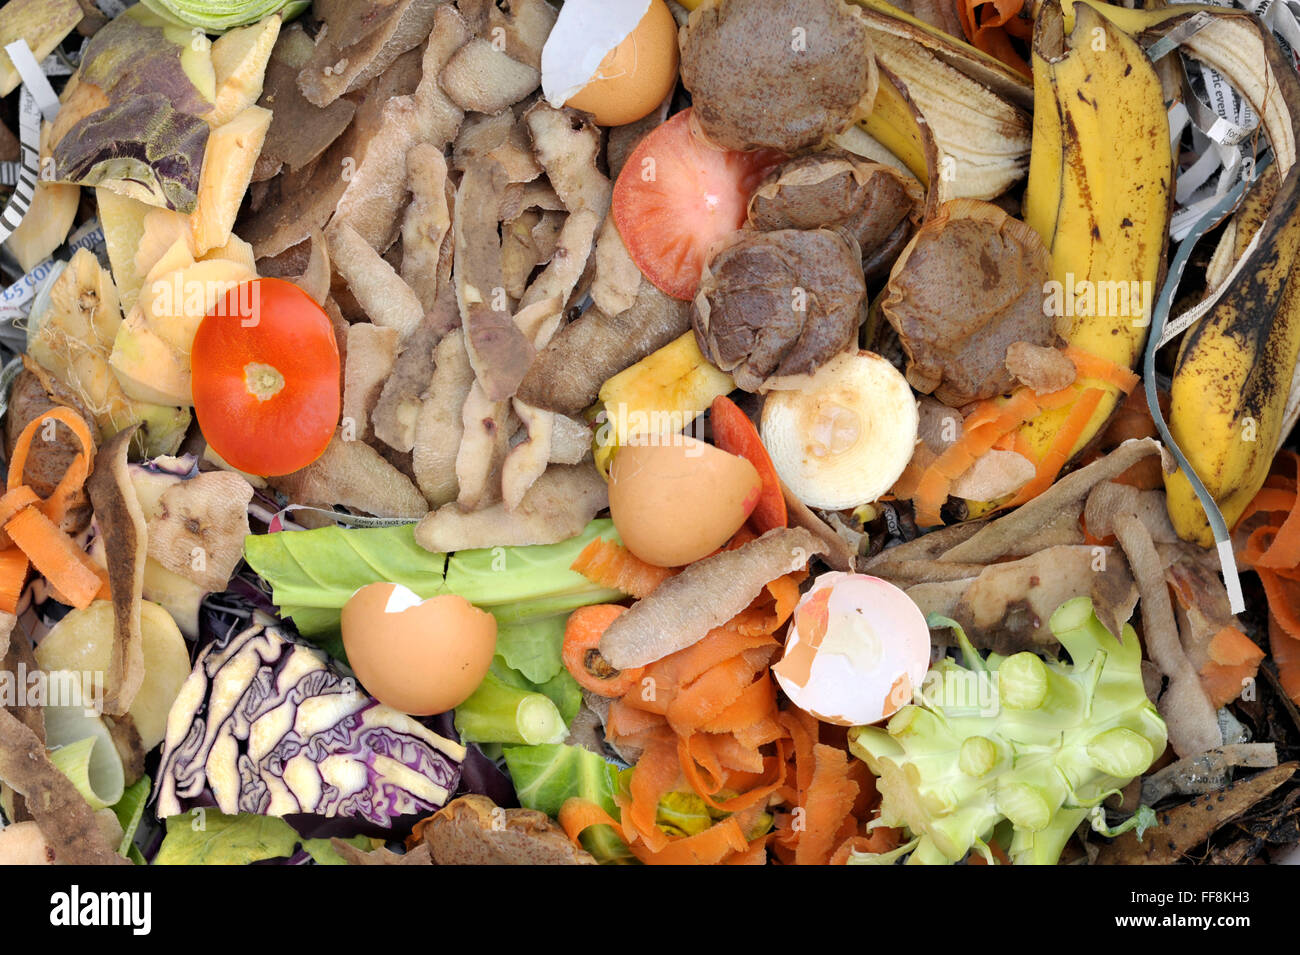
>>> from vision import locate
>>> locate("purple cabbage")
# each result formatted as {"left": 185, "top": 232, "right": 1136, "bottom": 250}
{"left": 155, "top": 623, "right": 465, "bottom": 829}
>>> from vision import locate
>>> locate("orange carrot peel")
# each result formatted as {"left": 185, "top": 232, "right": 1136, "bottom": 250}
{"left": 957, "top": 0, "right": 1033, "bottom": 77}
{"left": 0, "top": 408, "right": 108, "bottom": 614}
{"left": 900, "top": 346, "right": 1138, "bottom": 526}
{"left": 1236, "top": 453, "right": 1300, "bottom": 703}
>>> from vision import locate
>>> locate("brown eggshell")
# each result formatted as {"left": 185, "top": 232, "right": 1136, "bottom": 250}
{"left": 341, "top": 583, "right": 497, "bottom": 716}
{"left": 608, "top": 435, "right": 761, "bottom": 567}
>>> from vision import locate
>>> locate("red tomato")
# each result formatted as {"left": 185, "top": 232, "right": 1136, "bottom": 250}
{"left": 190, "top": 278, "right": 340, "bottom": 477}
{"left": 611, "top": 108, "right": 783, "bottom": 300}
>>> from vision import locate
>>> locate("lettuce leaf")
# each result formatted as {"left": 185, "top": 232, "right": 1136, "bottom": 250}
{"left": 111, "top": 775, "right": 151, "bottom": 863}
{"left": 444, "top": 521, "right": 625, "bottom": 624}
{"left": 496, "top": 615, "right": 567, "bottom": 685}
{"left": 154, "top": 812, "right": 299, "bottom": 865}
{"left": 503, "top": 743, "right": 632, "bottom": 863}
{"left": 153, "top": 811, "right": 372, "bottom": 865}
{"left": 301, "top": 835, "right": 372, "bottom": 865}
{"left": 244, "top": 520, "right": 625, "bottom": 652}
{"left": 244, "top": 523, "right": 448, "bottom": 612}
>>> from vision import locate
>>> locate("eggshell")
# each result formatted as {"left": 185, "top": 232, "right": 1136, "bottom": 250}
{"left": 774, "top": 572, "right": 931, "bottom": 725}
{"left": 608, "top": 435, "right": 761, "bottom": 567}
{"left": 341, "top": 583, "right": 497, "bottom": 716}
{"left": 542, "top": 0, "right": 679, "bottom": 127}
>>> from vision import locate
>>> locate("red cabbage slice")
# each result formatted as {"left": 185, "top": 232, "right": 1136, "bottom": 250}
{"left": 155, "top": 623, "right": 465, "bottom": 827}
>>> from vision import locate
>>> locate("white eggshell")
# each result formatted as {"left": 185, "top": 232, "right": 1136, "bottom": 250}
{"left": 541, "top": 0, "right": 652, "bottom": 107}
{"left": 774, "top": 572, "right": 931, "bottom": 725}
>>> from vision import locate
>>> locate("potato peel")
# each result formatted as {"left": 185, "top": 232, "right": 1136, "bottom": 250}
{"left": 85, "top": 427, "right": 146, "bottom": 717}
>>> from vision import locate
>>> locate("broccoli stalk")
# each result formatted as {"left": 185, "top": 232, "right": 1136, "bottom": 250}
{"left": 848, "top": 597, "right": 1166, "bottom": 865}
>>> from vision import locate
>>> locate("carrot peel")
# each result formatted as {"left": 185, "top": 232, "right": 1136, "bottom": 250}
{"left": 0, "top": 407, "right": 104, "bottom": 612}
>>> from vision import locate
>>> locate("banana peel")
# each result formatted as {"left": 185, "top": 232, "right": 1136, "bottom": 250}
{"left": 957, "top": 0, "right": 1172, "bottom": 518}
{"left": 1056, "top": 1, "right": 1300, "bottom": 546}
{"left": 591, "top": 332, "right": 734, "bottom": 478}
{"left": 860, "top": 65, "right": 938, "bottom": 197}
{"left": 852, "top": 0, "right": 1032, "bottom": 204}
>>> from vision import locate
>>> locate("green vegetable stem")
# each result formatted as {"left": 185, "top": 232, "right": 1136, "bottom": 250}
{"left": 454, "top": 672, "right": 568, "bottom": 746}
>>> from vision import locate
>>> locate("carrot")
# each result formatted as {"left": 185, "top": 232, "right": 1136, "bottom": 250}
{"left": 700, "top": 671, "right": 778, "bottom": 734}
{"left": 913, "top": 466, "right": 951, "bottom": 528}
{"left": 1270, "top": 611, "right": 1300, "bottom": 705}
{"left": 606, "top": 698, "right": 667, "bottom": 740}
{"left": 665, "top": 652, "right": 770, "bottom": 734}
{"left": 647, "top": 628, "right": 778, "bottom": 693}
{"left": 890, "top": 455, "right": 928, "bottom": 501}
{"left": 829, "top": 828, "right": 905, "bottom": 864}
{"left": 792, "top": 743, "right": 861, "bottom": 865}
{"left": 724, "top": 835, "right": 771, "bottom": 865}
{"left": 910, "top": 388, "right": 1047, "bottom": 523}
{"left": 0, "top": 549, "right": 28, "bottom": 614}
{"left": 570, "top": 537, "right": 677, "bottom": 598}
{"left": 725, "top": 571, "right": 801, "bottom": 635}
{"left": 624, "top": 736, "right": 680, "bottom": 851}
{"left": 1236, "top": 488, "right": 1296, "bottom": 526}
{"left": 680, "top": 736, "right": 789, "bottom": 813}
{"left": 708, "top": 732, "right": 767, "bottom": 775}
{"left": 1199, "top": 627, "right": 1267, "bottom": 709}
{"left": 0, "top": 486, "right": 39, "bottom": 547}
{"left": 1257, "top": 495, "right": 1300, "bottom": 570}
{"left": 679, "top": 733, "right": 727, "bottom": 795}
{"left": 4, "top": 505, "right": 103, "bottom": 609}
{"left": 710, "top": 395, "right": 787, "bottom": 533}
{"left": 1008, "top": 387, "right": 1105, "bottom": 506}
{"left": 6, "top": 407, "right": 93, "bottom": 493}
{"left": 956, "top": 0, "right": 1031, "bottom": 76}
{"left": 0, "top": 405, "right": 106, "bottom": 612}
{"left": 1259, "top": 570, "right": 1300, "bottom": 648}
{"left": 778, "top": 706, "right": 818, "bottom": 798}
{"left": 561, "top": 604, "right": 645, "bottom": 697}
{"left": 732, "top": 715, "right": 786, "bottom": 752}
{"left": 630, "top": 814, "right": 751, "bottom": 865}
{"left": 559, "top": 798, "right": 626, "bottom": 845}
{"left": 1064, "top": 346, "right": 1140, "bottom": 394}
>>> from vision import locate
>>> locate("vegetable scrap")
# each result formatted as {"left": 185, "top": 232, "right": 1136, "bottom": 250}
{"left": 0, "top": 0, "right": 1295, "bottom": 871}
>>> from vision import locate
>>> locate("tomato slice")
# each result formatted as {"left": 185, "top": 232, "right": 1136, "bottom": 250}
{"left": 709, "top": 395, "right": 788, "bottom": 533}
{"left": 190, "top": 278, "right": 340, "bottom": 477}
{"left": 612, "top": 108, "right": 783, "bottom": 301}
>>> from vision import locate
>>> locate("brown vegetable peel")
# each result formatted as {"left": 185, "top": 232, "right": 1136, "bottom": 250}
{"left": 599, "top": 527, "right": 826, "bottom": 670}
{"left": 85, "top": 427, "right": 145, "bottom": 716}
{"left": 0, "top": 705, "right": 127, "bottom": 865}
{"left": 940, "top": 437, "right": 1167, "bottom": 565}
{"left": 1096, "top": 763, "right": 1297, "bottom": 865}
{"left": 423, "top": 794, "right": 596, "bottom": 865}
{"left": 1110, "top": 506, "right": 1223, "bottom": 758}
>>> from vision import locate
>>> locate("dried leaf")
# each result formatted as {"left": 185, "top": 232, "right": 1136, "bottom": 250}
{"left": 1097, "top": 763, "right": 1297, "bottom": 864}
